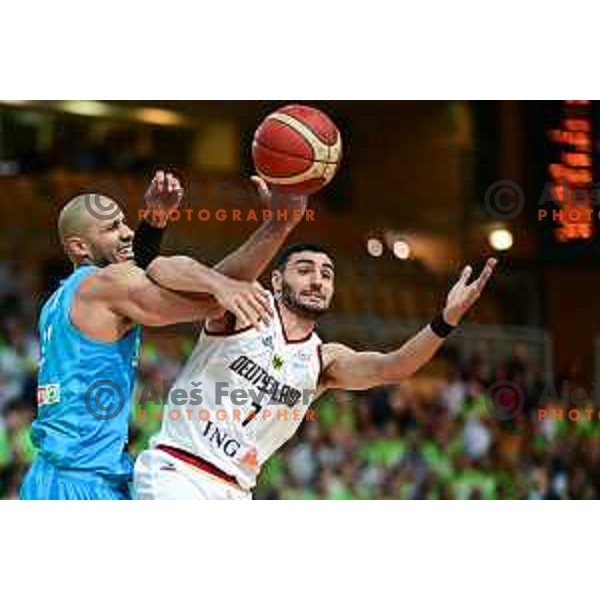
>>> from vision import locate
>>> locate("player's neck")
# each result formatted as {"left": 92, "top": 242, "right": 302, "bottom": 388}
{"left": 276, "top": 300, "right": 315, "bottom": 342}
{"left": 74, "top": 257, "right": 101, "bottom": 269}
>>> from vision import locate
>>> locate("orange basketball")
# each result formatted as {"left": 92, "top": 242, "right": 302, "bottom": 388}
{"left": 252, "top": 104, "right": 342, "bottom": 194}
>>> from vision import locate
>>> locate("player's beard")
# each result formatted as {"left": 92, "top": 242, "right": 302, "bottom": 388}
{"left": 280, "top": 279, "right": 330, "bottom": 320}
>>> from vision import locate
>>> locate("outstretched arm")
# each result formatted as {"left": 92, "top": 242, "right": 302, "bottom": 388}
{"left": 109, "top": 264, "right": 225, "bottom": 327}
{"left": 214, "top": 176, "right": 309, "bottom": 281}
{"left": 76, "top": 262, "right": 224, "bottom": 332}
{"left": 145, "top": 177, "right": 309, "bottom": 332}
{"left": 318, "top": 259, "right": 497, "bottom": 393}
{"left": 147, "top": 213, "right": 298, "bottom": 292}
{"left": 146, "top": 177, "right": 308, "bottom": 289}
{"left": 146, "top": 256, "right": 273, "bottom": 329}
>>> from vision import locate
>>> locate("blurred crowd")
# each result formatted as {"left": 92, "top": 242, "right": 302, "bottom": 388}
{"left": 251, "top": 354, "right": 600, "bottom": 500}
{"left": 4, "top": 120, "right": 159, "bottom": 176}
{"left": 2, "top": 256, "right": 599, "bottom": 501}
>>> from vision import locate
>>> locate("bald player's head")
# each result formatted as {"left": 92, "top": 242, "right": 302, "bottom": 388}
{"left": 58, "top": 194, "right": 135, "bottom": 267}
{"left": 58, "top": 195, "right": 95, "bottom": 245}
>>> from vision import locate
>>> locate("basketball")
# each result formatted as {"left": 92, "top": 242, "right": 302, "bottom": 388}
{"left": 252, "top": 104, "right": 342, "bottom": 194}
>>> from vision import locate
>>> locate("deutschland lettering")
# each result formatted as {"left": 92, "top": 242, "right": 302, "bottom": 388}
{"left": 228, "top": 355, "right": 310, "bottom": 407}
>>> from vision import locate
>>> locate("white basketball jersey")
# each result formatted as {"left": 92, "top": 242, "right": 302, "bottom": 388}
{"left": 152, "top": 293, "right": 322, "bottom": 490}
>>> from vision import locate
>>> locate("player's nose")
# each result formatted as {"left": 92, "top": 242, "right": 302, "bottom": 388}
{"left": 121, "top": 223, "right": 134, "bottom": 241}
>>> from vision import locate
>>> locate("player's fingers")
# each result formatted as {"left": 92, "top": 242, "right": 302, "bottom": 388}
{"left": 227, "top": 298, "right": 247, "bottom": 325}
{"left": 474, "top": 258, "right": 497, "bottom": 292}
{"left": 171, "top": 175, "right": 184, "bottom": 198}
{"left": 458, "top": 265, "right": 472, "bottom": 286}
{"left": 156, "top": 170, "right": 165, "bottom": 193}
{"left": 247, "top": 299, "right": 269, "bottom": 328}
{"left": 166, "top": 172, "right": 175, "bottom": 193}
{"left": 250, "top": 175, "right": 267, "bottom": 190}
{"left": 250, "top": 282, "right": 272, "bottom": 311}
{"left": 230, "top": 297, "right": 255, "bottom": 326}
{"left": 250, "top": 175, "right": 271, "bottom": 202}
{"left": 254, "top": 290, "right": 274, "bottom": 319}
{"left": 475, "top": 258, "right": 496, "bottom": 283}
{"left": 144, "top": 179, "right": 155, "bottom": 200}
{"left": 475, "top": 269, "right": 491, "bottom": 292}
{"left": 254, "top": 285, "right": 272, "bottom": 316}
{"left": 247, "top": 292, "right": 272, "bottom": 324}
{"left": 252, "top": 281, "right": 271, "bottom": 306}
{"left": 235, "top": 298, "right": 262, "bottom": 331}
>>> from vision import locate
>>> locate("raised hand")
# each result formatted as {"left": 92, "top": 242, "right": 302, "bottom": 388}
{"left": 144, "top": 170, "right": 184, "bottom": 227}
{"left": 212, "top": 276, "right": 273, "bottom": 331}
{"left": 250, "top": 175, "right": 309, "bottom": 223}
{"left": 443, "top": 258, "right": 497, "bottom": 326}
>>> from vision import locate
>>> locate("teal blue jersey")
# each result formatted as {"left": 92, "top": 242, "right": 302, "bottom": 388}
{"left": 31, "top": 265, "right": 141, "bottom": 482}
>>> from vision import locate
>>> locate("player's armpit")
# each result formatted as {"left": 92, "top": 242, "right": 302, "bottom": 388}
{"left": 319, "top": 343, "right": 389, "bottom": 391}
{"left": 82, "top": 262, "right": 222, "bottom": 328}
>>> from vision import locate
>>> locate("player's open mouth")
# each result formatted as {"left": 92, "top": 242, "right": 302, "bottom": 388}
{"left": 302, "top": 293, "right": 324, "bottom": 301}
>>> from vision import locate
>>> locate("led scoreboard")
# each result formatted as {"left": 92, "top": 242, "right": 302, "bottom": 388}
{"left": 545, "top": 100, "right": 594, "bottom": 243}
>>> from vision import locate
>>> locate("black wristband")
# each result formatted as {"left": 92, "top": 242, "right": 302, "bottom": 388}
{"left": 430, "top": 313, "right": 456, "bottom": 338}
{"left": 133, "top": 218, "right": 165, "bottom": 269}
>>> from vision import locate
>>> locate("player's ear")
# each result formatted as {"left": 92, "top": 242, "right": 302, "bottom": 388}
{"left": 63, "top": 236, "right": 91, "bottom": 264}
{"left": 271, "top": 269, "right": 283, "bottom": 294}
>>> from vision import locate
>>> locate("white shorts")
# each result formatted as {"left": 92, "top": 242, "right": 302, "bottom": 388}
{"left": 133, "top": 448, "right": 251, "bottom": 500}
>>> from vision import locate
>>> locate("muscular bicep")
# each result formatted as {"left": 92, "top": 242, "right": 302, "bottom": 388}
{"left": 118, "top": 279, "right": 219, "bottom": 326}
{"left": 319, "top": 342, "right": 388, "bottom": 392}
{"left": 83, "top": 263, "right": 220, "bottom": 328}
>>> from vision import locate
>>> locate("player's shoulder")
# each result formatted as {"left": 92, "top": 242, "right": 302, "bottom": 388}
{"left": 320, "top": 341, "right": 349, "bottom": 353}
{"left": 100, "top": 261, "right": 144, "bottom": 277}
{"left": 79, "top": 261, "right": 144, "bottom": 300}
{"left": 319, "top": 341, "right": 353, "bottom": 365}
{"left": 95, "top": 261, "right": 145, "bottom": 284}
